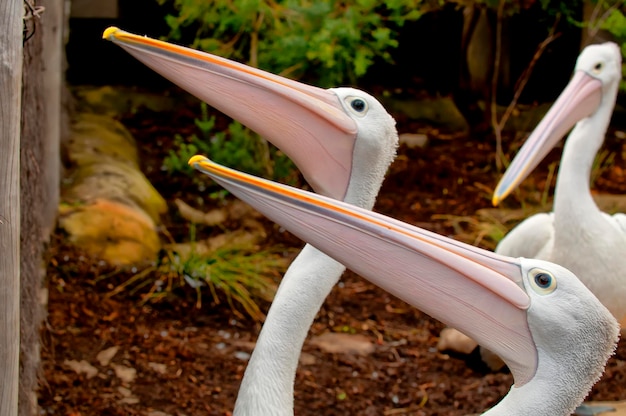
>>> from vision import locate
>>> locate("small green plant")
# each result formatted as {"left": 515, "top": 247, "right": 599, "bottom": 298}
{"left": 162, "top": 133, "right": 211, "bottom": 176}
{"left": 162, "top": 102, "right": 215, "bottom": 176}
{"left": 156, "top": 245, "right": 287, "bottom": 320}
{"left": 591, "top": 148, "right": 616, "bottom": 187}
{"left": 538, "top": 161, "right": 558, "bottom": 208}
{"left": 163, "top": 103, "right": 297, "bottom": 185}
{"left": 206, "top": 120, "right": 269, "bottom": 177}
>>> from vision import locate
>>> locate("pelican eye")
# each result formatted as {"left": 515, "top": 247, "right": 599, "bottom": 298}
{"left": 593, "top": 62, "right": 604, "bottom": 74}
{"left": 345, "top": 97, "right": 368, "bottom": 116}
{"left": 528, "top": 268, "right": 557, "bottom": 295}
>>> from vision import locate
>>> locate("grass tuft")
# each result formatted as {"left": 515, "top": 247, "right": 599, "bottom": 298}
{"left": 434, "top": 207, "right": 545, "bottom": 251}
{"left": 108, "top": 243, "right": 294, "bottom": 321}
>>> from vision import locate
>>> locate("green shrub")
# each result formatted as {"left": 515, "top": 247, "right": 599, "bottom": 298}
{"left": 156, "top": 0, "right": 424, "bottom": 86}
{"left": 163, "top": 103, "right": 297, "bottom": 185}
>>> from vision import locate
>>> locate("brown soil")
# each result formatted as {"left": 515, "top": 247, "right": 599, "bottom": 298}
{"left": 40, "top": 96, "right": 626, "bottom": 416}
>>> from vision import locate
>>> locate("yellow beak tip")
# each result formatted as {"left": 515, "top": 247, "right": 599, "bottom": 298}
{"left": 188, "top": 155, "right": 208, "bottom": 167}
{"left": 102, "top": 26, "right": 121, "bottom": 40}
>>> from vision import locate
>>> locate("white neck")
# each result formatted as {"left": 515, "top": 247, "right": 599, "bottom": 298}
{"left": 553, "top": 117, "right": 606, "bottom": 221}
{"left": 551, "top": 98, "right": 614, "bottom": 254}
{"left": 483, "top": 294, "right": 618, "bottom": 416}
{"left": 233, "top": 245, "right": 346, "bottom": 415}
{"left": 485, "top": 353, "right": 594, "bottom": 416}
{"left": 234, "top": 124, "right": 396, "bottom": 415}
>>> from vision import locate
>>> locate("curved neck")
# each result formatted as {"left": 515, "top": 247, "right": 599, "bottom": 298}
{"left": 234, "top": 138, "right": 393, "bottom": 415}
{"left": 233, "top": 245, "right": 346, "bottom": 416}
{"left": 484, "top": 324, "right": 616, "bottom": 416}
{"left": 552, "top": 107, "right": 610, "bottom": 238}
{"left": 234, "top": 212, "right": 381, "bottom": 415}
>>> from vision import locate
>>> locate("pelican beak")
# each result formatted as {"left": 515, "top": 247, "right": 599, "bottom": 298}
{"left": 189, "top": 155, "right": 539, "bottom": 387}
{"left": 492, "top": 70, "right": 603, "bottom": 205}
{"left": 103, "top": 27, "right": 358, "bottom": 200}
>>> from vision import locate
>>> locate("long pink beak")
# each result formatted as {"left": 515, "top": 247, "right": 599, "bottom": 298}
{"left": 102, "top": 27, "right": 358, "bottom": 200}
{"left": 188, "top": 155, "right": 539, "bottom": 387}
{"left": 493, "top": 70, "right": 602, "bottom": 205}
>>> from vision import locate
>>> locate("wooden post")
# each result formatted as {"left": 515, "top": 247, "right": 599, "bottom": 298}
{"left": 20, "top": 0, "right": 52, "bottom": 413}
{"left": 0, "top": 1, "right": 23, "bottom": 415}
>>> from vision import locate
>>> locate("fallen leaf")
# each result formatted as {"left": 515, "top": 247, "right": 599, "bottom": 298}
{"left": 63, "top": 359, "right": 98, "bottom": 379}
{"left": 148, "top": 362, "right": 167, "bottom": 374}
{"left": 96, "top": 346, "right": 119, "bottom": 366}
{"left": 117, "top": 387, "right": 141, "bottom": 404}
{"left": 112, "top": 363, "right": 137, "bottom": 383}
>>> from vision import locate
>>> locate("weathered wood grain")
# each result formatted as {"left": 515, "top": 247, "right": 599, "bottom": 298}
{"left": 0, "top": 1, "right": 23, "bottom": 415}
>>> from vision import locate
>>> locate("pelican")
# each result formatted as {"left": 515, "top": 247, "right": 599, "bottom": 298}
{"left": 103, "top": 28, "right": 399, "bottom": 415}
{"left": 189, "top": 155, "right": 618, "bottom": 416}
{"left": 492, "top": 42, "right": 626, "bottom": 331}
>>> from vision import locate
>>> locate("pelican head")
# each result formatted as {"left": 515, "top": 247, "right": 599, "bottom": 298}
{"left": 103, "top": 27, "right": 397, "bottom": 206}
{"left": 189, "top": 155, "right": 618, "bottom": 415}
{"left": 493, "top": 42, "right": 622, "bottom": 205}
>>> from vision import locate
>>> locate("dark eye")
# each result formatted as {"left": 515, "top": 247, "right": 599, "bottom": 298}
{"left": 351, "top": 98, "right": 366, "bottom": 112}
{"left": 344, "top": 96, "right": 369, "bottom": 116}
{"left": 593, "top": 62, "right": 604, "bottom": 73}
{"left": 528, "top": 268, "right": 557, "bottom": 295}
{"left": 534, "top": 273, "right": 551, "bottom": 288}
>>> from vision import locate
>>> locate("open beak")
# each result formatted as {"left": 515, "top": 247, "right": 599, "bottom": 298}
{"left": 189, "top": 155, "right": 539, "bottom": 387}
{"left": 103, "top": 27, "right": 358, "bottom": 200}
{"left": 492, "top": 70, "right": 603, "bottom": 205}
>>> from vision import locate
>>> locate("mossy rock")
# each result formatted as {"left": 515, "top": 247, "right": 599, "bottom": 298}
{"left": 63, "top": 160, "right": 167, "bottom": 224}
{"left": 61, "top": 110, "right": 169, "bottom": 265}
{"left": 71, "top": 85, "right": 195, "bottom": 115}
{"left": 58, "top": 199, "right": 161, "bottom": 266}
{"left": 67, "top": 113, "right": 139, "bottom": 167}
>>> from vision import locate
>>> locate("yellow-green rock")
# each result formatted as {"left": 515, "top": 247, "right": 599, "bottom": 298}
{"left": 58, "top": 199, "right": 161, "bottom": 266}
{"left": 63, "top": 160, "right": 167, "bottom": 223}
{"left": 60, "top": 111, "right": 168, "bottom": 266}
{"left": 66, "top": 113, "right": 139, "bottom": 167}
{"left": 71, "top": 85, "right": 195, "bottom": 115}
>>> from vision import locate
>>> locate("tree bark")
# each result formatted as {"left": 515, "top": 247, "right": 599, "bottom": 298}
{"left": 452, "top": 5, "right": 493, "bottom": 136}
{"left": 42, "top": 0, "right": 65, "bottom": 235}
